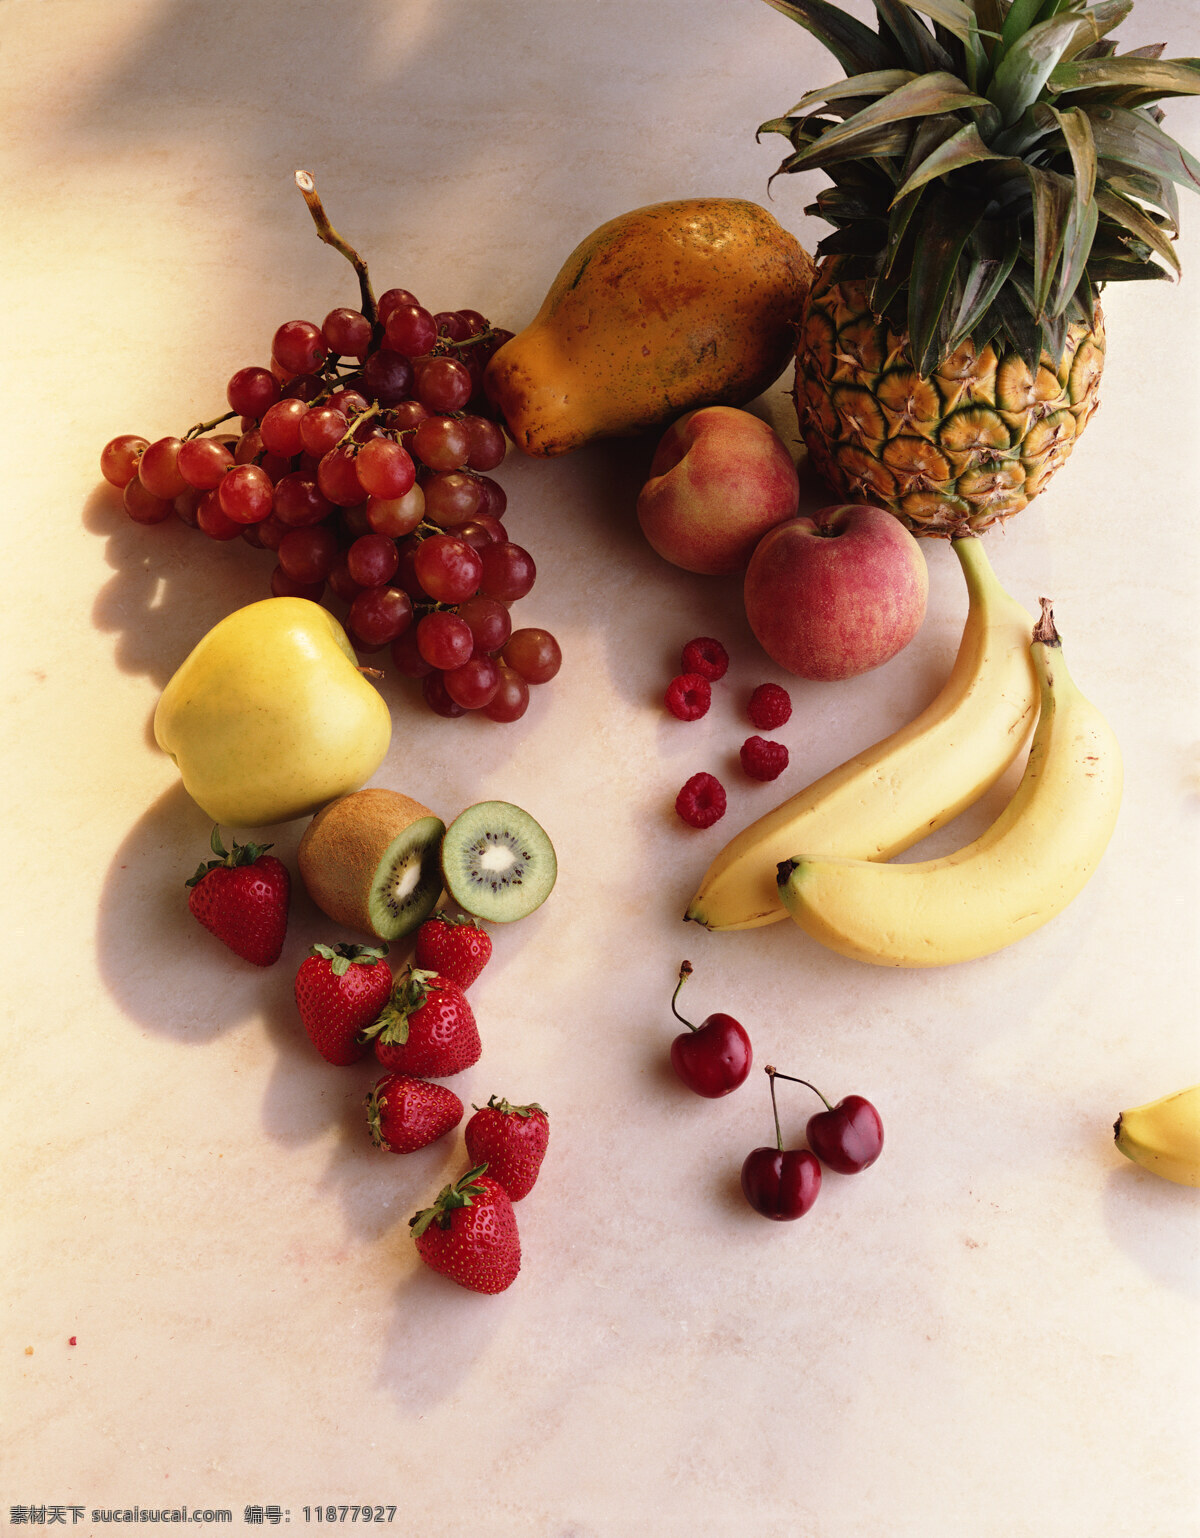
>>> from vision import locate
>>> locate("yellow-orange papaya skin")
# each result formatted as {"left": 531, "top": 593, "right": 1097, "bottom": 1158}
{"left": 484, "top": 199, "right": 816, "bottom": 458}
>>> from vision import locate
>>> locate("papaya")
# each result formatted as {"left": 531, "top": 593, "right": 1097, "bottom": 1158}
{"left": 483, "top": 198, "right": 815, "bottom": 457}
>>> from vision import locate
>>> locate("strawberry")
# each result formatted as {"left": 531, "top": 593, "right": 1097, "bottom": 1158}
{"left": 294, "top": 943, "right": 392, "bottom": 1066}
{"left": 464, "top": 1097, "right": 549, "bottom": 1201}
{"left": 409, "top": 1166, "right": 521, "bottom": 1294}
{"left": 185, "top": 826, "right": 289, "bottom": 966}
{"left": 361, "top": 967, "right": 481, "bottom": 1077}
{"left": 366, "top": 1073, "right": 463, "bottom": 1154}
{"left": 413, "top": 912, "right": 492, "bottom": 989}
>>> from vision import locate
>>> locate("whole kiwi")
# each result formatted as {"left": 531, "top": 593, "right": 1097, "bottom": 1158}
{"left": 298, "top": 788, "right": 445, "bottom": 941}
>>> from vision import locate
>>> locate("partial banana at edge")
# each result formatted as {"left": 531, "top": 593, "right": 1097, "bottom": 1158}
{"left": 1115, "top": 1085, "right": 1200, "bottom": 1188}
{"left": 776, "top": 601, "right": 1122, "bottom": 967}
{"left": 685, "top": 538, "right": 1038, "bottom": 931}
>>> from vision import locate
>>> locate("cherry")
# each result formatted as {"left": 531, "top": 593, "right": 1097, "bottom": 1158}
{"left": 773, "top": 1070, "right": 884, "bottom": 1174}
{"left": 740, "top": 1068, "right": 822, "bottom": 1220}
{"left": 667, "top": 960, "right": 752, "bottom": 1098}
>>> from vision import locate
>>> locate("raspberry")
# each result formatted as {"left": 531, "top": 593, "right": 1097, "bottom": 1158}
{"left": 675, "top": 772, "right": 727, "bottom": 829}
{"left": 748, "top": 682, "right": 792, "bottom": 731}
{"left": 740, "top": 736, "right": 789, "bottom": 781}
{"left": 680, "top": 636, "right": 729, "bottom": 682}
{"left": 665, "top": 672, "right": 711, "bottom": 721}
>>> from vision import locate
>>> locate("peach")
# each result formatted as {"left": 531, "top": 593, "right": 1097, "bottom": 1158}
{"left": 636, "top": 406, "right": 799, "bottom": 576}
{"left": 743, "top": 504, "right": 928, "bottom": 680}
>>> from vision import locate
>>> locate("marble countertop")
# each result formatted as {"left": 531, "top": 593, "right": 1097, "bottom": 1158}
{"left": 3, "top": 2, "right": 1198, "bottom": 1533}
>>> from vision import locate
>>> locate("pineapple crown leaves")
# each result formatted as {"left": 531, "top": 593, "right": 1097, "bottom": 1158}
{"left": 309, "top": 941, "right": 389, "bottom": 976}
{"left": 185, "top": 825, "right": 274, "bottom": 887}
{"left": 760, "top": 0, "right": 1200, "bottom": 372}
{"left": 357, "top": 965, "right": 437, "bottom": 1047}
{"left": 409, "top": 1163, "right": 491, "bottom": 1238}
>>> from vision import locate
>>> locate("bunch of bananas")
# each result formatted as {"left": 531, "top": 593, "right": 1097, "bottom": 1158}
{"left": 686, "top": 539, "right": 1122, "bottom": 968}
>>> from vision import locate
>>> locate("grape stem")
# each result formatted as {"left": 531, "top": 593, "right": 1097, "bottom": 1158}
{"left": 336, "top": 401, "right": 383, "bottom": 450}
{"left": 294, "top": 169, "right": 377, "bottom": 325}
{"left": 184, "top": 409, "right": 238, "bottom": 440}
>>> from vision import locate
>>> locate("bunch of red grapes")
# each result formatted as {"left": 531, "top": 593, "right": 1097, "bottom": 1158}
{"left": 101, "top": 274, "right": 561, "bottom": 723}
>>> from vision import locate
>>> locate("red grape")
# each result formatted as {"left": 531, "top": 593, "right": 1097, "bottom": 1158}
{"left": 412, "top": 415, "right": 470, "bottom": 471}
{"left": 227, "top": 366, "right": 280, "bottom": 419}
{"left": 218, "top": 464, "right": 274, "bottom": 524}
{"left": 462, "top": 415, "right": 506, "bottom": 471}
{"left": 443, "top": 655, "right": 500, "bottom": 710}
{"left": 260, "top": 398, "right": 308, "bottom": 457}
{"left": 139, "top": 436, "right": 189, "bottom": 499}
{"left": 360, "top": 349, "right": 414, "bottom": 407}
{"left": 503, "top": 627, "right": 561, "bottom": 684}
{"left": 322, "top": 307, "right": 372, "bottom": 359}
{"left": 101, "top": 434, "right": 149, "bottom": 489}
{"left": 376, "top": 288, "right": 419, "bottom": 325}
{"left": 366, "top": 485, "right": 424, "bottom": 538}
{"left": 281, "top": 373, "right": 325, "bottom": 402}
{"left": 254, "top": 512, "right": 287, "bottom": 550}
{"left": 456, "top": 594, "right": 511, "bottom": 654}
{"left": 346, "top": 533, "right": 399, "bottom": 588}
{"left": 317, "top": 446, "right": 366, "bottom": 507}
{"left": 329, "top": 387, "right": 370, "bottom": 418}
{"left": 421, "top": 670, "right": 468, "bottom": 718}
{"left": 390, "top": 627, "right": 433, "bottom": 678}
{"left": 177, "top": 437, "right": 233, "bottom": 491}
{"left": 417, "top": 356, "right": 472, "bottom": 413}
{"left": 456, "top": 309, "right": 489, "bottom": 337}
{"left": 299, "top": 406, "right": 349, "bottom": 456}
{"left": 475, "top": 476, "right": 508, "bottom": 520}
{"left": 270, "top": 565, "right": 325, "bottom": 601}
{"left": 433, "top": 311, "right": 472, "bottom": 342}
{"left": 389, "top": 400, "right": 429, "bottom": 432}
{"left": 278, "top": 525, "right": 338, "bottom": 584}
{"left": 173, "top": 488, "right": 204, "bottom": 528}
{"left": 196, "top": 489, "right": 242, "bottom": 540}
{"left": 479, "top": 541, "right": 536, "bottom": 601}
{"left": 413, "top": 533, "right": 483, "bottom": 604}
{"left": 234, "top": 428, "right": 264, "bottom": 465}
{"left": 123, "top": 478, "right": 172, "bottom": 525}
{"left": 416, "top": 611, "right": 474, "bottom": 670}
{"left": 423, "top": 471, "right": 481, "bottom": 527}
{"left": 347, "top": 585, "right": 413, "bottom": 649}
{"left": 384, "top": 304, "right": 438, "bottom": 357}
{"left": 484, "top": 665, "right": 530, "bottom": 723}
{"left": 340, "top": 502, "right": 372, "bottom": 540}
{"left": 273, "top": 320, "right": 328, "bottom": 376}
{"left": 273, "top": 472, "right": 333, "bottom": 528}
{"left": 356, "top": 437, "right": 416, "bottom": 500}
{"left": 327, "top": 558, "right": 363, "bottom": 604}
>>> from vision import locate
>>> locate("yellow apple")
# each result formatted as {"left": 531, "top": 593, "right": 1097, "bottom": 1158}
{"left": 154, "top": 598, "right": 392, "bottom": 827}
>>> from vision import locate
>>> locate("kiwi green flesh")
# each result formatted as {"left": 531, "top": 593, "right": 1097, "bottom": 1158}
{"left": 441, "top": 801, "right": 556, "bottom": 924}
{"left": 366, "top": 816, "right": 447, "bottom": 939}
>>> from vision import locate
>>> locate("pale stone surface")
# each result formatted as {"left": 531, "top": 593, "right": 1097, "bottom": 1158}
{"left": 1, "top": 2, "right": 1198, "bottom": 1533}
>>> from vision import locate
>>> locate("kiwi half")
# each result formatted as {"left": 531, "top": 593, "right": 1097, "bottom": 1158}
{"left": 298, "top": 788, "right": 445, "bottom": 941}
{"left": 440, "top": 800, "right": 556, "bottom": 924}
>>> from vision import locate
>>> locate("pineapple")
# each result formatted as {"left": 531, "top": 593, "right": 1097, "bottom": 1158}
{"left": 760, "top": 0, "right": 1200, "bottom": 536}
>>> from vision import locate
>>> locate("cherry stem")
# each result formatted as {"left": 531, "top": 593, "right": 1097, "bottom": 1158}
{"left": 764, "top": 1066, "right": 784, "bottom": 1152}
{"left": 294, "top": 169, "right": 377, "bottom": 324}
{"left": 770, "top": 1070, "right": 834, "bottom": 1112}
{"left": 184, "top": 409, "right": 238, "bottom": 441}
{"left": 670, "top": 961, "right": 697, "bottom": 1032}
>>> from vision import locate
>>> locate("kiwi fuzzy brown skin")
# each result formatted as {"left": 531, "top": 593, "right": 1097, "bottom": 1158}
{"left": 298, "top": 788, "right": 445, "bottom": 941}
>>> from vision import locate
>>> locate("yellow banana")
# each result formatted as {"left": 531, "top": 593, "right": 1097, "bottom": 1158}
{"left": 776, "top": 601, "right": 1122, "bottom": 966}
{"left": 685, "top": 537, "right": 1037, "bottom": 930}
{"left": 1114, "top": 1085, "right": 1200, "bottom": 1187}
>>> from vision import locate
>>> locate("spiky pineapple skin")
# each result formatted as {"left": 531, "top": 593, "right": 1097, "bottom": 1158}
{"left": 795, "top": 259, "right": 1105, "bottom": 538}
